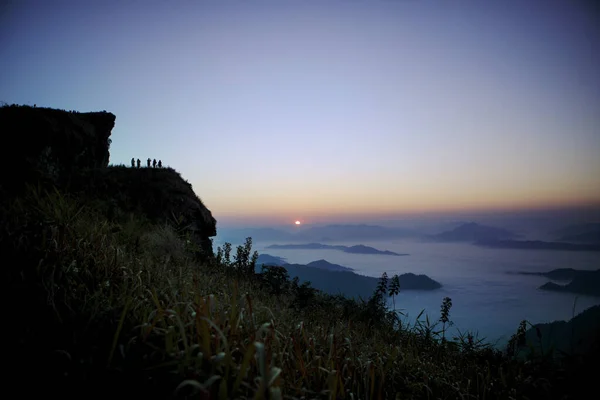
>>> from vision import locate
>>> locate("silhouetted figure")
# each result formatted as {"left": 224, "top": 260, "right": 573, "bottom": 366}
{"left": 158, "top": 160, "right": 162, "bottom": 168}
{"left": 33, "top": 104, "right": 36, "bottom": 107}
{"left": 136, "top": 159, "right": 141, "bottom": 168}
{"left": 131, "top": 158, "right": 135, "bottom": 167}
{"left": 147, "top": 158, "right": 151, "bottom": 168}
{"left": 153, "top": 159, "right": 157, "bottom": 168}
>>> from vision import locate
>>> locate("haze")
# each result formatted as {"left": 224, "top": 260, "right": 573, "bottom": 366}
{"left": 2, "top": 0, "right": 599, "bottom": 226}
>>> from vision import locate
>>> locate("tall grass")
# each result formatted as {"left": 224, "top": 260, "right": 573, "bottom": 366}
{"left": 1, "top": 184, "right": 590, "bottom": 399}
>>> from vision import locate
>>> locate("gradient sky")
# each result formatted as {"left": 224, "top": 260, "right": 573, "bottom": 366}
{"left": 2, "top": 0, "right": 599, "bottom": 226}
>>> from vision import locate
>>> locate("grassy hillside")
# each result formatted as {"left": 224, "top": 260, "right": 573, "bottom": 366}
{"left": 2, "top": 104, "right": 597, "bottom": 399}
{"left": 69, "top": 164, "right": 217, "bottom": 257}
{"left": 2, "top": 183, "right": 597, "bottom": 400}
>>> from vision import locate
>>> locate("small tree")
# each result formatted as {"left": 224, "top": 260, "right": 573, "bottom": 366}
{"left": 439, "top": 296, "right": 453, "bottom": 343}
{"left": 260, "top": 265, "right": 290, "bottom": 295}
{"left": 290, "top": 277, "right": 317, "bottom": 310}
{"left": 388, "top": 274, "right": 401, "bottom": 310}
{"left": 363, "top": 272, "right": 397, "bottom": 329}
{"left": 506, "top": 320, "right": 528, "bottom": 358}
{"left": 233, "top": 237, "right": 258, "bottom": 276}
{"left": 376, "top": 271, "right": 388, "bottom": 296}
{"left": 216, "top": 242, "right": 232, "bottom": 267}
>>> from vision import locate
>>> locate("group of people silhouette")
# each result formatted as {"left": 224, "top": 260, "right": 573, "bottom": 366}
{"left": 131, "top": 158, "right": 163, "bottom": 168}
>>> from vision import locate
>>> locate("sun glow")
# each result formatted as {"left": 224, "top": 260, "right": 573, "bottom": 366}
{"left": 295, "top": 220, "right": 301, "bottom": 225}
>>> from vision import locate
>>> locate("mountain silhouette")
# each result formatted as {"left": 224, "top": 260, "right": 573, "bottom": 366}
{"left": 428, "top": 222, "right": 517, "bottom": 242}
{"left": 266, "top": 243, "right": 407, "bottom": 256}
{"left": 554, "top": 223, "right": 600, "bottom": 244}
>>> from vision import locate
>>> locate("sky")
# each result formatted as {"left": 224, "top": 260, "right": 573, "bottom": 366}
{"left": 1, "top": 0, "right": 599, "bottom": 227}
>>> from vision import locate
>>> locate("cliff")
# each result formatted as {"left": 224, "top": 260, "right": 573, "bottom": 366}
{"left": 0, "top": 104, "right": 216, "bottom": 257}
{"left": 0, "top": 105, "right": 115, "bottom": 196}
{"left": 71, "top": 166, "right": 217, "bottom": 256}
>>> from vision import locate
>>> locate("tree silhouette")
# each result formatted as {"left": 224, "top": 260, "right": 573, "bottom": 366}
{"left": 388, "top": 274, "right": 401, "bottom": 311}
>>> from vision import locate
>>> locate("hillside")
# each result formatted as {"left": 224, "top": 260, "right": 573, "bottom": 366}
{"left": 2, "top": 104, "right": 598, "bottom": 399}
{"left": 524, "top": 305, "right": 600, "bottom": 359}
{"left": 0, "top": 104, "right": 216, "bottom": 257}
{"left": 0, "top": 104, "right": 115, "bottom": 198}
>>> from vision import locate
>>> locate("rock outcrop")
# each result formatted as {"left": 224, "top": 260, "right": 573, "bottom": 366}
{"left": 0, "top": 104, "right": 216, "bottom": 258}
{"left": 0, "top": 105, "right": 115, "bottom": 195}
{"left": 72, "top": 166, "right": 217, "bottom": 256}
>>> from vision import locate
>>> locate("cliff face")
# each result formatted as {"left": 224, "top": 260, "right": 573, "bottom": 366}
{"left": 0, "top": 104, "right": 216, "bottom": 258}
{"left": 0, "top": 105, "right": 115, "bottom": 194}
{"left": 72, "top": 166, "right": 217, "bottom": 256}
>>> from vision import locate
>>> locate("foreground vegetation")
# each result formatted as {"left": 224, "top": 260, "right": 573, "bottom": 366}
{"left": 2, "top": 184, "right": 597, "bottom": 399}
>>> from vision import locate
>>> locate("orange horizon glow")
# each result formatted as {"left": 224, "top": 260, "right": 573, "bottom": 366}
{"left": 210, "top": 196, "right": 600, "bottom": 220}
{"left": 203, "top": 173, "right": 600, "bottom": 220}
{"left": 213, "top": 199, "right": 600, "bottom": 227}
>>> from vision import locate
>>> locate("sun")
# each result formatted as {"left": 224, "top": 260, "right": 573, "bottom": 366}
{"left": 295, "top": 220, "right": 301, "bottom": 225}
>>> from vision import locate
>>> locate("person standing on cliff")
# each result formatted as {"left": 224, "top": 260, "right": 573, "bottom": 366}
{"left": 147, "top": 158, "right": 151, "bottom": 167}
{"left": 158, "top": 160, "right": 162, "bottom": 168}
{"left": 153, "top": 159, "right": 157, "bottom": 168}
{"left": 131, "top": 158, "right": 135, "bottom": 168}
{"left": 136, "top": 159, "right": 141, "bottom": 168}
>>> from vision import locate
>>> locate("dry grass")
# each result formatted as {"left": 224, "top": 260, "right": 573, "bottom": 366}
{"left": 1, "top": 185, "right": 587, "bottom": 400}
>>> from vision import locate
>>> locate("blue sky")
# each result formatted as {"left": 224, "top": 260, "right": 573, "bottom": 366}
{"left": 1, "top": 0, "right": 599, "bottom": 226}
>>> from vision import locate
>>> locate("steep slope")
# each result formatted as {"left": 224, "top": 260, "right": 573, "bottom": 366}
{"left": 0, "top": 104, "right": 115, "bottom": 196}
{"left": 0, "top": 104, "right": 216, "bottom": 257}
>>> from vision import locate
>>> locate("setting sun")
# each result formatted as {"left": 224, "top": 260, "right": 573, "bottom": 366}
{"left": 295, "top": 220, "right": 301, "bottom": 225}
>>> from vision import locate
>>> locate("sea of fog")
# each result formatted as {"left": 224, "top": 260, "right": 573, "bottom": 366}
{"left": 216, "top": 238, "right": 600, "bottom": 348}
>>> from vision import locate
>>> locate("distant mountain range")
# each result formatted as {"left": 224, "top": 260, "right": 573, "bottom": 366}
{"left": 517, "top": 268, "right": 600, "bottom": 281}
{"left": 517, "top": 268, "right": 600, "bottom": 297}
{"left": 427, "top": 222, "right": 518, "bottom": 242}
{"left": 285, "top": 259, "right": 355, "bottom": 272}
{"left": 476, "top": 240, "right": 600, "bottom": 252}
{"left": 294, "top": 224, "right": 417, "bottom": 242}
{"left": 553, "top": 222, "right": 600, "bottom": 244}
{"left": 257, "top": 254, "right": 354, "bottom": 271}
{"left": 218, "top": 222, "right": 600, "bottom": 254}
{"left": 255, "top": 253, "right": 441, "bottom": 299}
{"left": 266, "top": 243, "right": 408, "bottom": 256}
{"left": 255, "top": 254, "right": 287, "bottom": 266}
{"left": 218, "top": 224, "right": 419, "bottom": 244}
{"left": 427, "top": 223, "right": 600, "bottom": 252}
{"left": 218, "top": 228, "right": 296, "bottom": 243}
